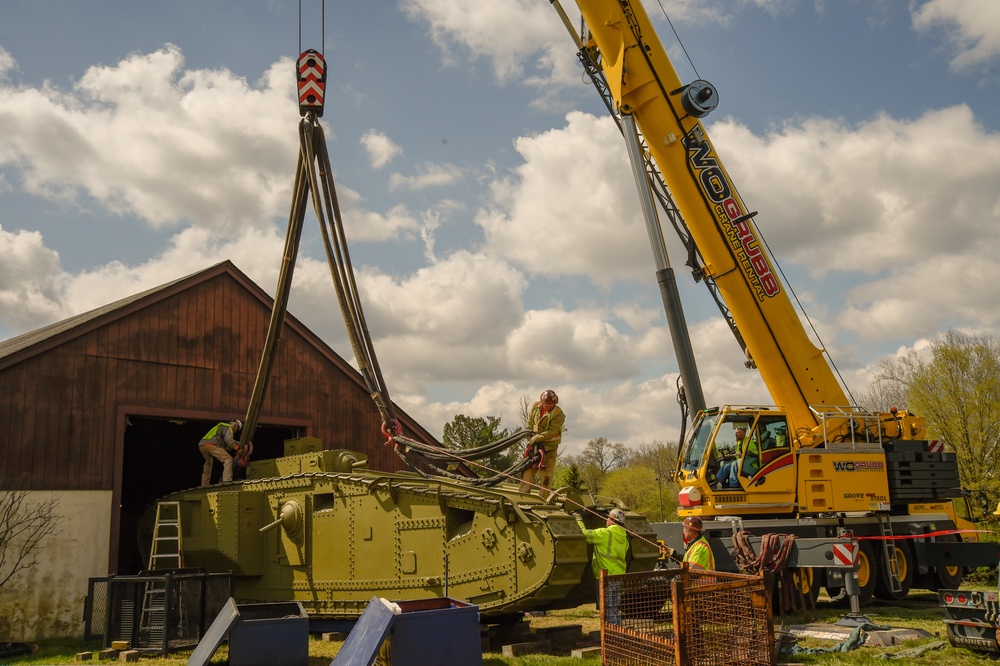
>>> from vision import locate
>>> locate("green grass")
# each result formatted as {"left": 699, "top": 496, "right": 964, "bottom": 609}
{"left": 3, "top": 595, "right": 1000, "bottom": 665}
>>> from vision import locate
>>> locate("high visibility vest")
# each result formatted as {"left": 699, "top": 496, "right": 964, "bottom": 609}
{"left": 201, "top": 422, "right": 233, "bottom": 447}
{"left": 737, "top": 436, "right": 760, "bottom": 472}
{"left": 528, "top": 403, "right": 565, "bottom": 446}
{"left": 578, "top": 521, "right": 630, "bottom": 578}
{"left": 684, "top": 535, "right": 715, "bottom": 571}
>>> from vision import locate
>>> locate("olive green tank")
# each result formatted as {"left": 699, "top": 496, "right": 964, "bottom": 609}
{"left": 145, "top": 444, "right": 660, "bottom": 618}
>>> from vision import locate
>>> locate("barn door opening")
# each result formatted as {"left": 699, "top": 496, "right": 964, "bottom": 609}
{"left": 116, "top": 415, "right": 298, "bottom": 574}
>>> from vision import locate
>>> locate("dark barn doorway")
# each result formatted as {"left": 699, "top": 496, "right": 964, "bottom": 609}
{"left": 117, "top": 415, "right": 299, "bottom": 574}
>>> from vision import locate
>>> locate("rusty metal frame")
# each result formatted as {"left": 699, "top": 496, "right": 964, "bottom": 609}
{"left": 600, "top": 565, "right": 775, "bottom": 665}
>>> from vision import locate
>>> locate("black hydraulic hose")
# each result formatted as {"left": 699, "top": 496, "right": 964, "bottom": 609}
{"left": 401, "top": 429, "right": 533, "bottom": 462}
{"left": 393, "top": 434, "right": 540, "bottom": 487}
{"left": 243, "top": 143, "right": 311, "bottom": 452}
{"left": 299, "top": 116, "right": 398, "bottom": 433}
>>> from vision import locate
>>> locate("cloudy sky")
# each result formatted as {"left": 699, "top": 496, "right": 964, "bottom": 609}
{"left": 2, "top": 0, "right": 999, "bottom": 456}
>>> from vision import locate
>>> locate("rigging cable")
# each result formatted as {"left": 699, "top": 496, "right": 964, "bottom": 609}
{"left": 298, "top": 0, "right": 326, "bottom": 59}
{"left": 300, "top": 115, "right": 400, "bottom": 438}
{"left": 654, "top": 0, "right": 700, "bottom": 80}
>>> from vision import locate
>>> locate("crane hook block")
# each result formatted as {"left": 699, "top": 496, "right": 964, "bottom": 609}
{"left": 680, "top": 79, "right": 719, "bottom": 119}
{"left": 297, "top": 49, "right": 327, "bottom": 117}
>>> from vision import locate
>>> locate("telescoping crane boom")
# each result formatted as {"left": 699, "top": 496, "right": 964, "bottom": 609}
{"left": 564, "top": 0, "right": 859, "bottom": 442}
{"left": 553, "top": 0, "right": 997, "bottom": 604}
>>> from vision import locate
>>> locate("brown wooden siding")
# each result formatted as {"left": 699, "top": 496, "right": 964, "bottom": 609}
{"left": 0, "top": 262, "right": 437, "bottom": 491}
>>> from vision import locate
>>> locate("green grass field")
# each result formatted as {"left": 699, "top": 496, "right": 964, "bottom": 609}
{"left": 4, "top": 592, "right": 1000, "bottom": 665}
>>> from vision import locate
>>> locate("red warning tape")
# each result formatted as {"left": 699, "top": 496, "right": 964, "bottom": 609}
{"left": 856, "top": 528, "right": 990, "bottom": 541}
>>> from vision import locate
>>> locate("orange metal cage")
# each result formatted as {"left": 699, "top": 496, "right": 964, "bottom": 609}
{"left": 600, "top": 566, "right": 775, "bottom": 666}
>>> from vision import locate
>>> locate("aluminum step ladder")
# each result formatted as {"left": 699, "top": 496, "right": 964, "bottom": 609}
{"left": 148, "top": 501, "right": 182, "bottom": 570}
{"left": 876, "top": 513, "right": 903, "bottom": 594}
{"left": 140, "top": 501, "right": 183, "bottom": 645}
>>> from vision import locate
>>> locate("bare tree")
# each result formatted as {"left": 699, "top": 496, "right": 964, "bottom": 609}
{"left": 562, "top": 437, "right": 630, "bottom": 494}
{"left": 865, "top": 330, "right": 1000, "bottom": 500}
{"left": 853, "top": 364, "right": 910, "bottom": 413}
{"left": 580, "top": 437, "right": 629, "bottom": 472}
{"left": 517, "top": 393, "right": 533, "bottom": 428}
{"left": 0, "top": 490, "right": 63, "bottom": 590}
{"left": 631, "top": 440, "right": 677, "bottom": 481}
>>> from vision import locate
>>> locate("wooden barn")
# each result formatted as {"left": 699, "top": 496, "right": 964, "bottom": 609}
{"left": 0, "top": 260, "right": 440, "bottom": 640}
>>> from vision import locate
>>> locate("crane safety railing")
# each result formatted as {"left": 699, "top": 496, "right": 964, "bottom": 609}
{"left": 809, "top": 405, "right": 884, "bottom": 448}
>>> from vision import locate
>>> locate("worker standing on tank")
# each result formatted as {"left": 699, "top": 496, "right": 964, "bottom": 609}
{"left": 199, "top": 419, "right": 242, "bottom": 486}
{"left": 576, "top": 508, "right": 630, "bottom": 624}
{"left": 519, "top": 390, "right": 565, "bottom": 493}
{"left": 681, "top": 516, "right": 715, "bottom": 570}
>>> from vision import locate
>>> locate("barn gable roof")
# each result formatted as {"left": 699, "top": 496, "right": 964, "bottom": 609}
{"left": 0, "top": 260, "right": 438, "bottom": 443}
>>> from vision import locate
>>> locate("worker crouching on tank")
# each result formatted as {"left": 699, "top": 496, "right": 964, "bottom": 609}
{"left": 198, "top": 419, "right": 243, "bottom": 485}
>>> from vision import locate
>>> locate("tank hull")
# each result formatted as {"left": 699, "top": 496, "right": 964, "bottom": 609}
{"left": 145, "top": 450, "right": 659, "bottom": 618}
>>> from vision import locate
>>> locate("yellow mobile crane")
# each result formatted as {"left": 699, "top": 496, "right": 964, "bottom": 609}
{"left": 552, "top": 0, "right": 996, "bottom": 603}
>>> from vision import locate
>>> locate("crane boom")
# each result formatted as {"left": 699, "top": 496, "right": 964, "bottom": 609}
{"left": 571, "top": 0, "right": 847, "bottom": 434}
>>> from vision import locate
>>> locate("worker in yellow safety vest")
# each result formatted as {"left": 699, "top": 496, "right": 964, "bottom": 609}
{"left": 198, "top": 419, "right": 242, "bottom": 485}
{"left": 681, "top": 516, "right": 715, "bottom": 570}
{"left": 519, "top": 390, "right": 566, "bottom": 493}
{"left": 576, "top": 508, "right": 630, "bottom": 624}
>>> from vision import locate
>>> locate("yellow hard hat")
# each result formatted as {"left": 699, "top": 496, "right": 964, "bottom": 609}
{"left": 993, "top": 501, "right": 1000, "bottom": 517}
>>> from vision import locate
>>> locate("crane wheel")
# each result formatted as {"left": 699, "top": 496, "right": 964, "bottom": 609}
{"left": 791, "top": 568, "right": 821, "bottom": 606}
{"left": 934, "top": 534, "right": 964, "bottom": 590}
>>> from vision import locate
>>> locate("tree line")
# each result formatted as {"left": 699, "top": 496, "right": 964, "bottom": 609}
{"left": 443, "top": 329, "right": 1000, "bottom": 522}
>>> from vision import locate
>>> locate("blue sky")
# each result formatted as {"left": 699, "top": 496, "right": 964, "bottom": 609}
{"left": 2, "top": 0, "right": 999, "bottom": 455}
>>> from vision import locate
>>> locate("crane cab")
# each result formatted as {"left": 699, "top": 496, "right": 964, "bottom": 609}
{"left": 676, "top": 405, "right": 897, "bottom": 519}
{"left": 675, "top": 406, "right": 798, "bottom": 518}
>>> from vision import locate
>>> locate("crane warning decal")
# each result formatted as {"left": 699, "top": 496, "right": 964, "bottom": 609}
{"left": 832, "top": 543, "right": 858, "bottom": 567}
{"left": 684, "top": 131, "right": 780, "bottom": 302}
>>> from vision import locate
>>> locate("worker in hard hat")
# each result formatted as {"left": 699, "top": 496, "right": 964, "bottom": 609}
{"left": 575, "top": 508, "right": 630, "bottom": 624}
{"left": 519, "top": 390, "right": 566, "bottom": 493}
{"left": 681, "top": 516, "right": 715, "bottom": 571}
{"left": 198, "top": 419, "right": 243, "bottom": 485}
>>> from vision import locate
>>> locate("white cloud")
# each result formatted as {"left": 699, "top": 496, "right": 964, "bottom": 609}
{"left": 362, "top": 250, "right": 525, "bottom": 344}
{"left": 341, "top": 201, "right": 421, "bottom": 243}
{"left": 0, "top": 46, "right": 15, "bottom": 79}
{"left": 912, "top": 0, "right": 1000, "bottom": 71}
{"left": 399, "top": 0, "right": 567, "bottom": 84}
{"left": 613, "top": 303, "right": 663, "bottom": 332}
{"left": 709, "top": 105, "right": 1000, "bottom": 347}
{"left": 388, "top": 163, "right": 464, "bottom": 191}
{"left": 0, "top": 45, "right": 297, "bottom": 233}
{"left": 0, "top": 225, "right": 67, "bottom": 331}
{"left": 360, "top": 129, "right": 403, "bottom": 169}
{"left": 840, "top": 254, "right": 1000, "bottom": 342}
{"left": 478, "top": 111, "right": 650, "bottom": 287}
{"left": 506, "top": 308, "right": 640, "bottom": 382}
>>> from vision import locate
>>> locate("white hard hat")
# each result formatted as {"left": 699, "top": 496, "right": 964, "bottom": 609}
{"left": 232, "top": 419, "right": 243, "bottom": 431}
